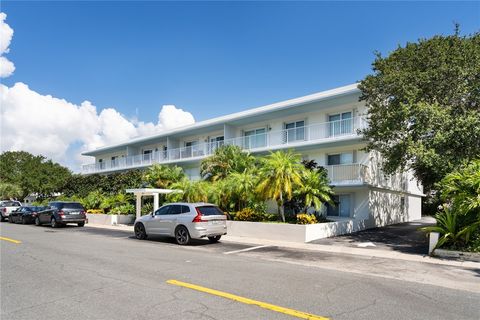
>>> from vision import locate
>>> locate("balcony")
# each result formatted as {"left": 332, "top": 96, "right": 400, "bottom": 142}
{"left": 81, "top": 117, "right": 367, "bottom": 174}
{"left": 326, "top": 164, "right": 369, "bottom": 186}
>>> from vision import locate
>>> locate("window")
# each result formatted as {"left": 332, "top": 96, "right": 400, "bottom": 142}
{"left": 196, "top": 206, "right": 224, "bottom": 216}
{"left": 98, "top": 159, "right": 104, "bottom": 169}
{"left": 111, "top": 156, "right": 118, "bottom": 167}
{"left": 244, "top": 128, "right": 266, "bottom": 149}
{"left": 326, "top": 195, "right": 351, "bottom": 217}
{"left": 327, "top": 152, "right": 353, "bottom": 165}
{"left": 400, "top": 197, "right": 405, "bottom": 213}
{"left": 155, "top": 206, "right": 171, "bottom": 216}
{"left": 143, "top": 149, "right": 153, "bottom": 161}
{"left": 329, "top": 111, "right": 353, "bottom": 136}
{"left": 181, "top": 205, "right": 190, "bottom": 213}
{"left": 285, "top": 120, "right": 305, "bottom": 143}
{"left": 209, "top": 136, "right": 224, "bottom": 152}
{"left": 168, "top": 205, "right": 182, "bottom": 215}
{"left": 183, "top": 141, "right": 199, "bottom": 157}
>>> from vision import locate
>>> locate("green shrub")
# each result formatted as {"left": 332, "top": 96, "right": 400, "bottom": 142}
{"left": 86, "top": 209, "right": 104, "bottom": 214}
{"left": 109, "top": 203, "right": 135, "bottom": 215}
{"left": 296, "top": 213, "right": 318, "bottom": 225}
{"left": 234, "top": 208, "right": 264, "bottom": 222}
{"left": 141, "top": 202, "right": 154, "bottom": 216}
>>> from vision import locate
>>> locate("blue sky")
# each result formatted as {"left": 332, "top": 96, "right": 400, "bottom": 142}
{"left": 3, "top": 1, "right": 479, "bottom": 122}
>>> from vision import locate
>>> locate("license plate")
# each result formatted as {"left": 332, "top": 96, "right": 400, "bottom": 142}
{"left": 209, "top": 220, "right": 222, "bottom": 225}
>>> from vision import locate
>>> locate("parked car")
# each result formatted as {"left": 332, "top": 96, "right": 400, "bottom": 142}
{"left": 0, "top": 200, "right": 22, "bottom": 222}
{"left": 9, "top": 206, "right": 47, "bottom": 224}
{"left": 35, "top": 201, "right": 87, "bottom": 228}
{"left": 134, "top": 203, "right": 227, "bottom": 245}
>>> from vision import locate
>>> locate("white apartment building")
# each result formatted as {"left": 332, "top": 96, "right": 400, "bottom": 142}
{"left": 82, "top": 84, "right": 424, "bottom": 230}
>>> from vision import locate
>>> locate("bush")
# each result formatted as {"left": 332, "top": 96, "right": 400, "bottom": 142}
{"left": 234, "top": 208, "right": 265, "bottom": 222}
{"left": 109, "top": 203, "right": 135, "bottom": 215}
{"left": 86, "top": 209, "right": 104, "bottom": 214}
{"left": 296, "top": 213, "right": 318, "bottom": 225}
{"left": 141, "top": 202, "right": 154, "bottom": 215}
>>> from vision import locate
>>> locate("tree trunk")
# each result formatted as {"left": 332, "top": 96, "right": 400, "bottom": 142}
{"left": 279, "top": 192, "right": 285, "bottom": 222}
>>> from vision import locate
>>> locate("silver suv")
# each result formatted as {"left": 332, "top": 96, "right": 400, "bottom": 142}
{"left": 134, "top": 203, "right": 227, "bottom": 245}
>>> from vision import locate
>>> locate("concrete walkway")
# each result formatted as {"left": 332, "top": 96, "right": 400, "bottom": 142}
{"left": 85, "top": 222, "right": 479, "bottom": 269}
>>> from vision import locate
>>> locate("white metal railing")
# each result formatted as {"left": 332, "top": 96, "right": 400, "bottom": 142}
{"left": 82, "top": 117, "right": 367, "bottom": 174}
{"left": 326, "top": 163, "right": 369, "bottom": 185}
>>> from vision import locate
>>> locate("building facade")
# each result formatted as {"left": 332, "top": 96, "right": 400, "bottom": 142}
{"left": 82, "top": 84, "right": 424, "bottom": 230}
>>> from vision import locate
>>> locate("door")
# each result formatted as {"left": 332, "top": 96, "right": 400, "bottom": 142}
{"left": 285, "top": 121, "right": 305, "bottom": 143}
{"left": 244, "top": 128, "right": 266, "bottom": 149}
{"left": 329, "top": 112, "right": 352, "bottom": 136}
{"left": 149, "top": 205, "right": 171, "bottom": 234}
{"left": 327, "top": 195, "right": 351, "bottom": 217}
{"left": 163, "top": 205, "right": 182, "bottom": 236}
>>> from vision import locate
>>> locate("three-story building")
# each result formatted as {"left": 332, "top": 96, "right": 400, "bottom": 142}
{"left": 81, "top": 84, "right": 423, "bottom": 230}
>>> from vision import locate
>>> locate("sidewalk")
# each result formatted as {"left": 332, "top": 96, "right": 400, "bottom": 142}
{"left": 85, "top": 223, "right": 480, "bottom": 269}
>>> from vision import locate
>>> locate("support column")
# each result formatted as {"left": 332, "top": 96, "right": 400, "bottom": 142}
{"left": 136, "top": 193, "right": 142, "bottom": 219}
{"left": 153, "top": 193, "right": 159, "bottom": 213}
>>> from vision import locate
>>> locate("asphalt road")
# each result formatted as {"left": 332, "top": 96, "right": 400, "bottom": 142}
{"left": 1, "top": 222, "right": 479, "bottom": 320}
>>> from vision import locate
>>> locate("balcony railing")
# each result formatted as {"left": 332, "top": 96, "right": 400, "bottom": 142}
{"left": 82, "top": 117, "right": 367, "bottom": 174}
{"left": 326, "top": 164, "right": 368, "bottom": 185}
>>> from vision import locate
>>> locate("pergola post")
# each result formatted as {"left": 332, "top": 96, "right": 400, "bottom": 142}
{"left": 135, "top": 193, "right": 142, "bottom": 219}
{"left": 153, "top": 193, "right": 159, "bottom": 213}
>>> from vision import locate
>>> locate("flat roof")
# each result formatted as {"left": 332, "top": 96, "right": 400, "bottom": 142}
{"left": 83, "top": 83, "right": 360, "bottom": 156}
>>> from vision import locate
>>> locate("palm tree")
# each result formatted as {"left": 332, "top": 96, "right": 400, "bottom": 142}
{"left": 296, "top": 170, "right": 334, "bottom": 213}
{"left": 257, "top": 150, "right": 304, "bottom": 222}
{"left": 143, "top": 164, "right": 185, "bottom": 189}
{"left": 167, "top": 178, "right": 208, "bottom": 203}
{"left": 225, "top": 170, "right": 257, "bottom": 211}
{"left": 200, "top": 145, "right": 256, "bottom": 181}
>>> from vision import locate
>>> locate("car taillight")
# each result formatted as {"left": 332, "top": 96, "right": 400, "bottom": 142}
{"left": 192, "top": 208, "right": 207, "bottom": 223}
{"left": 80, "top": 210, "right": 86, "bottom": 215}
{"left": 32, "top": 212, "right": 37, "bottom": 216}
{"left": 58, "top": 210, "right": 65, "bottom": 216}
{"left": 2, "top": 208, "right": 5, "bottom": 213}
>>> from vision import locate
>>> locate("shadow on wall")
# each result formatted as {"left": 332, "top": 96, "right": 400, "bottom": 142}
{"left": 369, "top": 190, "right": 408, "bottom": 228}
{"left": 367, "top": 151, "right": 406, "bottom": 191}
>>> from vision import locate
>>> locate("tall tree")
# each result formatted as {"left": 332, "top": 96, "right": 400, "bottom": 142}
{"left": 359, "top": 29, "right": 480, "bottom": 192}
{"left": 0, "top": 151, "right": 71, "bottom": 199}
{"left": 257, "top": 150, "right": 304, "bottom": 222}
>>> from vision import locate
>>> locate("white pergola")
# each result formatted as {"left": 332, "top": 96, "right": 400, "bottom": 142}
{"left": 126, "top": 188, "right": 182, "bottom": 219}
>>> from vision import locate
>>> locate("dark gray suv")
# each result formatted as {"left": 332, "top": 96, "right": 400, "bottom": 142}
{"left": 35, "top": 202, "right": 87, "bottom": 228}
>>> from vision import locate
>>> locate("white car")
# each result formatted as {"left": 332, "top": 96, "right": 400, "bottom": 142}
{"left": 0, "top": 200, "right": 22, "bottom": 222}
{"left": 134, "top": 203, "right": 227, "bottom": 245}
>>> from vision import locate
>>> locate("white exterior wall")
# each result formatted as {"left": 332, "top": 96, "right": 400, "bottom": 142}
{"left": 95, "top": 151, "right": 127, "bottom": 163}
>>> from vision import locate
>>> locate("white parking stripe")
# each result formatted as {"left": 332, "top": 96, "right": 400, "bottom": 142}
{"left": 223, "top": 245, "right": 271, "bottom": 255}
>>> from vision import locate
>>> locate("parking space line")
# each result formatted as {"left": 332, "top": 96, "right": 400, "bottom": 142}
{"left": 223, "top": 245, "right": 271, "bottom": 255}
{"left": 166, "top": 279, "right": 329, "bottom": 320}
{"left": 0, "top": 236, "right": 22, "bottom": 244}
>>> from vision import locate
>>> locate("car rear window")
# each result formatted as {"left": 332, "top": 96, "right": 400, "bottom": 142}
{"left": 1, "top": 201, "right": 21, "bottom": 207}
{"left": 29, "top": 206, "right": 46, "bottom": 211}
{"left": 196, "top": 206, "right": 224, "bottom": 216}
{"left": 62, "top": 203, "right": 84, "bottom": 210}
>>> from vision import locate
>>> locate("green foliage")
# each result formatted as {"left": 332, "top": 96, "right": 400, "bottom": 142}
{"left": 296, "top": 213, "right": 318, "bottom": 225}
{"left": 421, "top": 208, "right": 480, "bottom": 250}
{"left": 143, "top": 164, "right": 185, "bottom": 189}
{"left": 167, "top": 178, "right": 208, "bottom": 203}
{"left": 141, "top": 202, "right": 154, "bottom": 216}
{"left": 0, "top": 151, "right": 72, "bottom": 199}
{"left": 100, "top": 193, "right": 134, "bottom": 213}
{"left": 438, "top": 160, "right": 480, "bottom": 217}
{"left": 109, "top": 203, "right": 135, "bottom": 215}
{"left": 0, "top": 182, "right": 22, "bottom": 199}
{"left": 359, "top": 30, "right": 480, "bottom": 192}
{"left": 62, "top": 170, "right": 143, "bottom": 198}
{"left": 200, "top": 145, "right": 256, "bottom": 181}
{"left": 233, "top": 208, "right": 275, "bottom": 222}
{"left": 295, "top": 169, "right": 334, "bottom": 212}
{"left": 80, "top": 191, "right": 105, "bottom": 210}
{"left": 256, "top": 150, "right": 304, "bottom": 222}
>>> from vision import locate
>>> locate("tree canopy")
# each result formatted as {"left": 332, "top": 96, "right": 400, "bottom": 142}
{"left": 0, "top": 151, "right": 72, "bottom": 199}
{"left": 359, "top": 29, "right": 480, "bottom": 192}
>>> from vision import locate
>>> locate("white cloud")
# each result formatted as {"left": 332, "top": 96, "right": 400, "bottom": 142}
{"left": 0, "top": 82, "right": 196, "bottom": 171}
{"left": 0, "top": 12, "right": 196, "bottom": 171}
{"left": 0, "top": 12, "right": 15, "bottom": 77}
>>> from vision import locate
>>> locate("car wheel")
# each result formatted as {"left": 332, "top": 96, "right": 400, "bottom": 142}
{"left": 77, "top": 222, "right": 85, "bottom": 227}
{"left": 208, "top": 235, "right": 221, "bottom": 243}
{"left": 175, "top": 226, "right": 190, "bottom": 245}
{"left": 8, "top": 217, "right": 14, "bottom": 223}
{"left": 0, "top": 215, "right": 5, "bottom": 222}
{"left": 134, "top": 223, "right": 147, "bottom": 240}
{"left": 51, "top": 218, "right": 59, "bottom": 228}
{"left": 35, "top": 217, "right": 41, "bottom": 226}
{"left": 22, "top": 217, "right": 27, "bottom": 225}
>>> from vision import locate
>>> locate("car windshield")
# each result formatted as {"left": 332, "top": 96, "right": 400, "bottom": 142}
{"left": 196, "top": 206, "right": 224, "bottom": 216}
{"left": 62, "top": 203, "right": 84, "bottom": 210}
{"left": 1, "top": 201, "right": 21, "bottom": 207}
